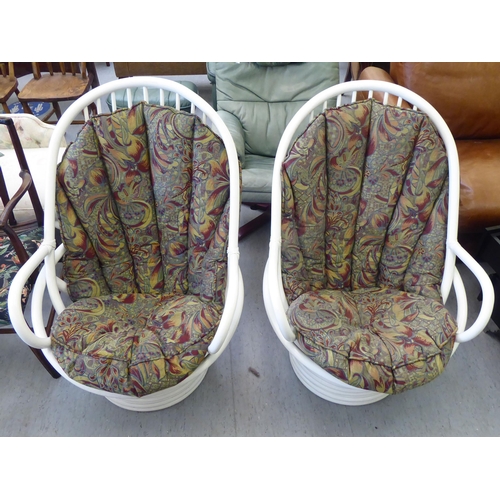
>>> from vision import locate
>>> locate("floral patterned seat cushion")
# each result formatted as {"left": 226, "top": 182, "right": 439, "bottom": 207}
{"left": 281, "top": 99, "right": 458, "bottom": 394}
{"left": 0, "top": 226, "right": 43, "bottom": 326}
{"left": 51, "top": 293, "right": 222, "bottom": 397}
{"left": 288, "top": 287, "right": 456, "bottom": 394}
{"left": 52, "top": 103, "right": 231, "bottom": 396}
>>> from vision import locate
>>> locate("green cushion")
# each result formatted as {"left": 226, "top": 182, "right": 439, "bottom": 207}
{"left": 213, "top": 62, "right": 340, "bottom": 157}
{"left": 212, "top": 62, "right": 339, "bottom": 204}
{"left": 240, "top": 155, "right": 274, "bottom": 203}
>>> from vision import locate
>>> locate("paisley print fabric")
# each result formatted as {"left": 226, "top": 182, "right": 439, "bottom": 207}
{"left": 51, "top": 293, "right": 221, "bottom": 397}
{"left": 281, "top": 99, "right": 457, "bottom": 394}
{"left": 52, "top": 103, "right": 231, "bottom": 396}
{"left": 0, "top": 227, "right": 43, "bottom": 325}
{"left": 289, "top": 288, "right": 456, "bottom": 394}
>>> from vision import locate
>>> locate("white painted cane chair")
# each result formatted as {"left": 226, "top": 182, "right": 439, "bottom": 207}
{"left": 9, "top": 77, "right": 243, "bottom": 411}
{"left": 263, "top": 80, "right": 494, "bottom": 406}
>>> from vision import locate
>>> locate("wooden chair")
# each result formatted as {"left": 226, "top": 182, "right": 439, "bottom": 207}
{"left": 0, "top": 63, "right": 19, "bottom": 113}
{"left": 17, "top": 63, "right": 95, "bottom": 124}
{"left": 0, "top": 113, "right": 67, "bottom": 221}
{"left": 0, "top": 117, "right": 60, "bottom": 378}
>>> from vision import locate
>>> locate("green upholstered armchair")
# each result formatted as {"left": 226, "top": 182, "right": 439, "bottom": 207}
{"left": 208, "top": 62, "right": 340, "bottom": 237}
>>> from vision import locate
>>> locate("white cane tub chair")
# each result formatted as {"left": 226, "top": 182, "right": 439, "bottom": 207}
{"left": 263, "top": 80, "right": 494, "bottom": 406}
{"left": 9, "top": 77, "right": 244, "bottom": 411}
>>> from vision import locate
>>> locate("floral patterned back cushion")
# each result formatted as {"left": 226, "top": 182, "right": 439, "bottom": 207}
{"left": 56, "top": 103, "right": 230, "bottom": 304}
{"left": 281, "top": 99, "right": 457, "bottom": 395}
{"left": 50, "top": 103, "right": 231, "bottom": 397}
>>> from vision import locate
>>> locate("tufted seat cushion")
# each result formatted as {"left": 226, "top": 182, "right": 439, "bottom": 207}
{"left": 51, "top": 293, "right": 222, "bottom": 397}
{"left": 281, "top": 99, "right": 458, "bottom": 394}
{"left": 288, "top": 287, "right": 456, "bottom": 394}
{"left": 51, "top": 102, "right": 231, "bottom": 396}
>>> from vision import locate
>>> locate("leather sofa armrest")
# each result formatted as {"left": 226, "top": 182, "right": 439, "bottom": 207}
{"left": 357, "top": 66, "right": 410, "bottom": 107}
{"left": 217, "top": 110, "right": 246, "bottom": 167}
{"left": 358, "top": 65, "right": 395, "bottom": 83}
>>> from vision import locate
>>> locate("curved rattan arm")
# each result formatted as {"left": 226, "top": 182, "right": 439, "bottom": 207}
{"left": 263, "top": 249, "right": 297, "bottom": 344}
{"left": 449, "top": 240, "right": 495, "bottom": 343}
{"left": 208, "top": 250, "right": 244, "bottom": 355}
{"left": 8, "top": 241, "right": 54, "bottom": 349}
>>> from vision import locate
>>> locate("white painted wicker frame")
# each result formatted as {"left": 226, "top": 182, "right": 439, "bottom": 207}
{"left": 8, "top": 77, "right": 244, "bottom": 411}
{"left": 263, "top": 80, "right": 495, "bottom": 406}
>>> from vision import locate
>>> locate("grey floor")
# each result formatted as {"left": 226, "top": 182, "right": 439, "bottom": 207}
{"left": 1, "top": 63, "right": 500, "bottom": 437}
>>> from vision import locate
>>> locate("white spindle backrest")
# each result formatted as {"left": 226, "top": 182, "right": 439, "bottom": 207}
{"left": 111, "top": 92, "right": 117, "bottom": 111}
{"left": 305, "top": 86, "right": 430, "bottom": 126}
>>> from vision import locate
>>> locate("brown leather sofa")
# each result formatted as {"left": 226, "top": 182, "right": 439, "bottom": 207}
{"left": 358, "top": 62, "right": 500, "bottom": 249}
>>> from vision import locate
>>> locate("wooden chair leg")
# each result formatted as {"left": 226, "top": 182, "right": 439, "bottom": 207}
{"left": 32, "top": 305, "right": 60, "bottom": 378}
{"left": 0, "top": 168, "right": 17, "bottom": 226}
{"left": 52, "top": 101, "right": 62, "bottom": 119}
{"left": 28, "top": 346, "right": 60, "bottom": 378}
{"left": 238, "top": 204, "right": 271, "bottom": 240}
{"left": 88, "top": 102, "right": 98, "bottom": 116}
{"left": 20, "top": 102, "right": 33, "bottom": 114}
